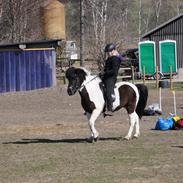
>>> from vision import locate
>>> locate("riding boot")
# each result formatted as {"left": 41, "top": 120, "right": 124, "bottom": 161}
{"left": 103, "top": 78, "right": 115, "bottom": 117}
{"left": 104, "top": 110, "right": 113, "bottom": 117}
{"left": 104, "top": 100, "right": 113, "bottom": 117}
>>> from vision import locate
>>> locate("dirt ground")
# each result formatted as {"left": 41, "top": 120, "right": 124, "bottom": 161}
{"left": 0, "top": 84, "right": 183, "bottom": 183}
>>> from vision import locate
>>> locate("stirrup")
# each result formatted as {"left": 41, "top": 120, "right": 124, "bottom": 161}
{"left": 104, "top": 111, "right": 113, "bottom": 117}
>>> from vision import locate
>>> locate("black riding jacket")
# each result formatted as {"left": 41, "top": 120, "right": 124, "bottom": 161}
{"left": 103, "top": 55, "right": 121, "bottom": 81}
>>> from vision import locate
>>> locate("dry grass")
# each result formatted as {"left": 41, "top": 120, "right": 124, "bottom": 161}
{"left": 0, "top": 85, "right": 183, "bottom": 183}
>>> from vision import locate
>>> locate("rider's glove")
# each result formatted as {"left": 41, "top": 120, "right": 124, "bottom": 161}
{"left": 99, "top": 71, "right": 105, "bottom": 78}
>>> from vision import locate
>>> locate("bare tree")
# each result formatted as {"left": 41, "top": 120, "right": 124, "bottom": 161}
{"left": 85, "top": 0, "right": 108, "bottom": 68}
{"left": 173, "top": 0, "right": 183, "bottom": 15}
{"left": 108, "top": 0, "right": 130, "bottom": 47}
{"left": 138, "top": 0, "right": 142, "bottom": 41}
{"left": 138, "top": 0, "right": 152, "bottom": 35}
{"left": 3, "top": 0, "right": 27, "bottom": 42}
{"left": 84, "top": 0, "right": 134, "bottom": 69}
{"left": 0, "top": 1, "right": 2, "bottom": 19}
{"left": 153, "top": 0, "right": 162, "bottom": 26}
{"left": 144, "top": 7, "right": 151, "bottom": 33}
{"left": 0, "top": 0, "right": 43, "bottom": 43}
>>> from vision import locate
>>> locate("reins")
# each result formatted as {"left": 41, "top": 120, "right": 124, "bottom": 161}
{"left": 79, "top": 75, "right": 99, "bottom": 91}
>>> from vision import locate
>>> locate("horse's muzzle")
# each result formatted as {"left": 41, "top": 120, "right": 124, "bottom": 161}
{"left": 67, "top": 86, "right": 76, "bottom": 96}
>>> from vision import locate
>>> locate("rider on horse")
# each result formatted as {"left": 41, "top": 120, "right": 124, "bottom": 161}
{"left": 100, "top": 43, "right": 122, "bottom": 116}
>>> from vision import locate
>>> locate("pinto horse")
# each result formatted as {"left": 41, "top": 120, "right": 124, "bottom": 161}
{"left": 66, "top": 67, "right": 148, "bottom": 141}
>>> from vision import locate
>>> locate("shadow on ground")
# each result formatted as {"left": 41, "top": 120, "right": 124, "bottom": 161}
{"left": 2, "top": 137, "right": 122, "bottom": 144}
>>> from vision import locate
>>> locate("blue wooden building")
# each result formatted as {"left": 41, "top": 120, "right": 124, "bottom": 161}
{"left": 0, "top": 39, "right": 62, "bottom": 93}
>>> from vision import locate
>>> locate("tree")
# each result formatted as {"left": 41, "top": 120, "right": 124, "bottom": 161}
{"left": 84, "top": 0, "right": 138, "bottom": 69}
{"left": 176, "top": 0, "right": 183, "bottom": 14}
{"left": 0, "top": 0, "right": 28, "bottom": 42}
{"left": 65, "top": 0, "right": 80, "bottom": 41}
{"left": 84, "top": 0, "right": 108, "bottom": 69}
{"left": 153, "top": 0, "right": 162, "bottom": 26}
{"left": 0, "top": 0, "right": 42, "bottom": 43}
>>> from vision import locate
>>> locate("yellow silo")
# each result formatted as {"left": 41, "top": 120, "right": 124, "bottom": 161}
{"left": 42, "top": 0, "right": 65, "bottom": 39}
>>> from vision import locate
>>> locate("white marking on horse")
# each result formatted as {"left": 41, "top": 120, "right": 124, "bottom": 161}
{"left": 112, "top": 82, "right": 140, "bottom": 111}
{"left": 79, "top": 75, "right": 104, "bottom": 139}
{"left": 124, "top": 112, "right": 139, "bottom": 140}
{"left": 80, "top": 75, "right": 105, "bottom": 110}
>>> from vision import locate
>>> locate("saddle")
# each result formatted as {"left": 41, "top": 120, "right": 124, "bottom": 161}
{"left": 99, "top": 82, "right": 107, "bottom": 113}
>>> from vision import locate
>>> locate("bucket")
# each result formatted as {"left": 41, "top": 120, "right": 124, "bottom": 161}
{"left": 159, "top": 80, "right": 169, "bottom": 88}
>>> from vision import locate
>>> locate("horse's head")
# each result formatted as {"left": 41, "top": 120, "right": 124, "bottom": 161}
{"left": 65, "top": 67, "right": 87, "bottom": 95}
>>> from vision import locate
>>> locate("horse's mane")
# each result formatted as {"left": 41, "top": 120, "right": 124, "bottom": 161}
{"left": 78, "top": 67, "right": 91, "bottom": 76}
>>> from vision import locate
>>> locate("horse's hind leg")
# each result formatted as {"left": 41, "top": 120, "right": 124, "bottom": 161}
{"left": 133, "top": 113, "right": 140, "bottom": 138}
{"left": 86, "top": 113, "right": 93, "bottom": 138}
{"left": 124, "top": 112, "right": 137, "bottom": 140}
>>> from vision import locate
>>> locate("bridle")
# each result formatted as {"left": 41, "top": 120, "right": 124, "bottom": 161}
{"left": 78, "top": 75, "right": 99, "bottom": 92}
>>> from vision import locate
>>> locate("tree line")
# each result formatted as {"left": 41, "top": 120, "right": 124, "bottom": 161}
{"left": 66, "top": 0, "right": 183, "bottom": 66}
{"left": 0, "top": 0, "right": 43, "bottom": 43}
{"left": 0, "top": 0, "right": 183, "bottom": 66}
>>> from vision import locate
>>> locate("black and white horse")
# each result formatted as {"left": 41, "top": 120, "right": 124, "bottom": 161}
{"left": 66, "top": 67, "right": 148, "bottom": 141}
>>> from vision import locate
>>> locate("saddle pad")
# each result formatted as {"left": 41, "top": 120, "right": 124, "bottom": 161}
{"left": 112, "top": 87, "right": 120, "bottom": 110}
{"left": 112, "top": 82, "right": 139, "bottom": 111}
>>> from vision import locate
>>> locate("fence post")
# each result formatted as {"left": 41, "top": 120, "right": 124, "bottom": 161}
{"left": 172, "top": 90, "right": 176, "bottom": 115}
{"left": 131, "top": 66, "right": 135, "bottom": 84}
{"left": 159, "top": 87, "right": 162, "bottom": 111}
{"left": 170, "top": 65, "right": 173, "bottom": 89}
{"left": 156, "top": 65, "right": 159, "bottom": 89}
{"left": 143, "top": 65, "right": 146, "bottom": 84}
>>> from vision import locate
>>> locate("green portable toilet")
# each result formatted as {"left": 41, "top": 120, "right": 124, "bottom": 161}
{"left": 159, "top": 40, "right": 177, "bottom": 74}
{"left": 138, "top": 41, "right": 156, "bottom": 76}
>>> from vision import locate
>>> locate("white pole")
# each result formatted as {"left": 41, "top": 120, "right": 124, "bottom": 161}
{"left": 172, "top": 90, "right": 176, "bottom": 115}
{"left": 159, "top": 87, "right": 162, "bottom": 111}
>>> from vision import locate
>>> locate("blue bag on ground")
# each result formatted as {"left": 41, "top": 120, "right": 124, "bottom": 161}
{"left": 155, "top": 117, "right": 174, "bottom": 130}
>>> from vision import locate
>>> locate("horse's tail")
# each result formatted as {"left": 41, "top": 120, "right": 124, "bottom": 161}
{"left": 135, "top": 84, "right": 148, "bottom": 119}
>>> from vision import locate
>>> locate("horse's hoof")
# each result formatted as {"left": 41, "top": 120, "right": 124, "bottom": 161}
{"left": 133, "top": 134, "right": 140, "bottom": 139}
{"left": 87, "top": 136, "right": 98, "bottom": 143}
{"left": 87, "top": 137, "right": 94, "bottom": 143}
{"left": 94, "top": 137, "right": 98, "bottom": 142}
{"left": 124, "top": 136, "right": 131, "bottom": 140}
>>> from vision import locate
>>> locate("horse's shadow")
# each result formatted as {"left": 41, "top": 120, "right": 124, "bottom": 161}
{"left": 3, "top": 137, "right": 122, "bottom": 145}
{"left": 171, "top": 145, "right": 183, "bottom": 149}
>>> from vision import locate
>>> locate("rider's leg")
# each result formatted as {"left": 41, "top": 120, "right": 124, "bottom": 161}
{"left": 104, "top": 79, "right": 115, "bottom": 114}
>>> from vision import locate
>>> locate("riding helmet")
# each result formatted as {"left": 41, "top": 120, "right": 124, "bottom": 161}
{"left": 104, "top": 43, "right": 116, "bottom": 52}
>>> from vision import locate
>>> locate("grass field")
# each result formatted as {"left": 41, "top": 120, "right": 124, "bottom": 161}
{"left": 0, "top": 85, "right": 183, "bottom": 183}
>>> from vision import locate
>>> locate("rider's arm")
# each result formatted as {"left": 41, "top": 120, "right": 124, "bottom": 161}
{"left": 103, "top": 57, "right": 121, "bottom": 79}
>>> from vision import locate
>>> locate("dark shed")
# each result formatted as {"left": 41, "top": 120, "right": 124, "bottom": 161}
{"left": 142, "top": 14, "right": 183, "bottom": 69}
{"left": 0, "top": 39, "right": 62, "bottom": 93}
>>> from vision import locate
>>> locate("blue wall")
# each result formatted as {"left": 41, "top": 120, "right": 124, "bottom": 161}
{"left": 0, "top": 49, "right": 56, "bottom": 93}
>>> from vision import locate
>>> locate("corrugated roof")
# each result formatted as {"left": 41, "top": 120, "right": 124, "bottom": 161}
{"left": 142, "top": 14, "right": 183, "bottom": 38}
{"left": 0, "top": 39, "right": 63, "bottom": 50}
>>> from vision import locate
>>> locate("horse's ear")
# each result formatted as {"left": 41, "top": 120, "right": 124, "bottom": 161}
{"left": 66, "top": 67, "right": 76, "bottom": 79}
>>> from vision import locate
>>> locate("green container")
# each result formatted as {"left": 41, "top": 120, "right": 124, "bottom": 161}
{"left": 159, "top": 40, "right": 177, "bottom": 74}
{"left": 138, "top": 41, "right": 156, "bottom": 75}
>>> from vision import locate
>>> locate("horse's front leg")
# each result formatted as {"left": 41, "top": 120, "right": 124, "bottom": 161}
{"left": 86, "top": 109, "right": 101, "bottom": 141}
